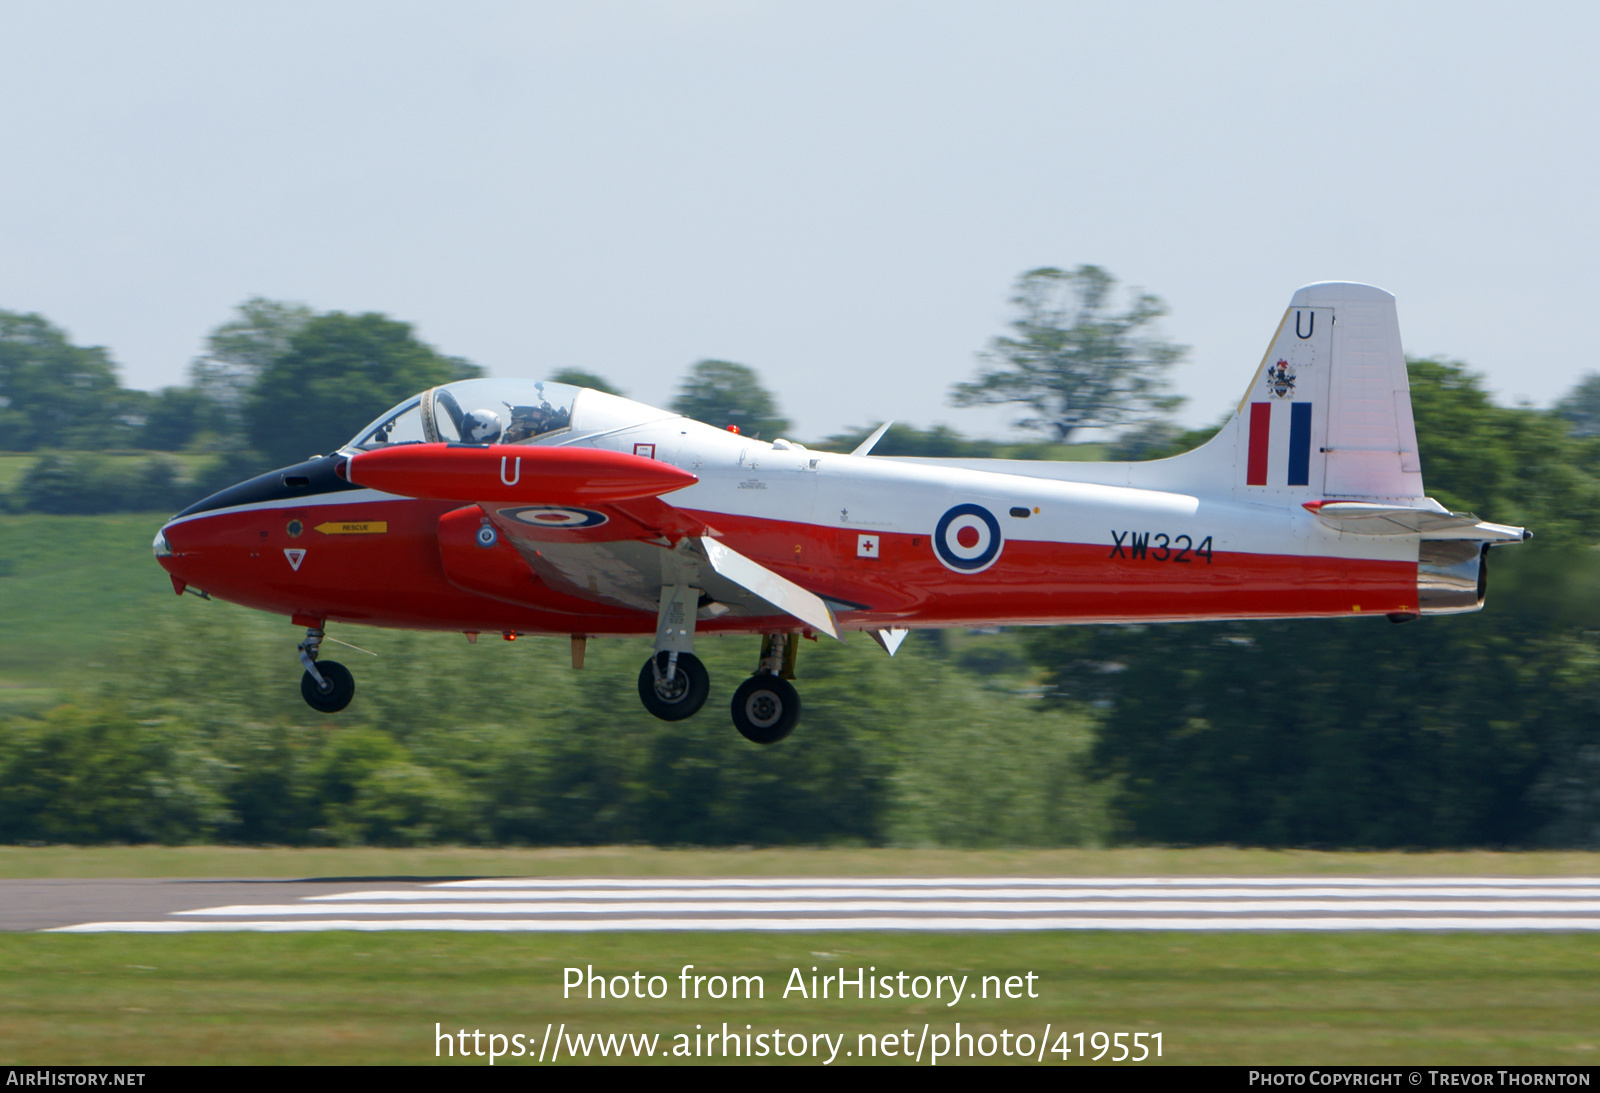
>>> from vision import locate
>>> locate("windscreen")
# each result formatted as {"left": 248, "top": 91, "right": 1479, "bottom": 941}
{"left": 344, "top": 380, "right": 581, "bottom": 452}
{"left": 425, "top": 379, "right": 578, "bottom": 444}
{"left": 345, "top": 396, "right": 426, "bottom": 451}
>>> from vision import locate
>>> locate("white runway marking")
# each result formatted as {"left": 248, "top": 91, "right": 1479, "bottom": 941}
{"left": 308, "top": 884, "right": 1600, "bottom": 901}
{"left": 172, "top": 899, "right": 1600, "bottom": 916}
{"left": 49, "top": 916, "right": 1600, "bottom": 933}
{"left": 46, "top": 876, "right": 1600, "bottom": 933}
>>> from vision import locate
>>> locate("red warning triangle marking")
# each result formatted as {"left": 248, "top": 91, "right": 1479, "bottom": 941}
{"left": 284, "top": 548, "right": 306, "bottom": 572}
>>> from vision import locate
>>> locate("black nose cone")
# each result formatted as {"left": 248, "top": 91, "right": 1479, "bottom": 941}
{"left": 173, "top": 454, "right": 363, "bottom": 519}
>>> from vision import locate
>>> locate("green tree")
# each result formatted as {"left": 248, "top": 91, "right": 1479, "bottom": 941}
{"left": 550, "top": 368, "right": 624, "bottom": 396}
{"left": 670, "top": 359, "right": 790, "bottom": 439}
{"left": 822, "top": 423, "right": 992, "bottom": 457}
{"left": 0, "top": 704, "right": 223, "bottom": 844}
{"left": 0, "top": 311, "right": 130, "bottom": 451}
{"left": 1555, "top": 372, "right": 1600, "bottom": 438}
{"left": 191, "top": 298, "right": 314, "bottom": 419}
{"left": 246, "top": 312, "right": 480, "bottom": 467}
{"left": 140, "top": 386, "right": 219, "bottom": 451}
{"left": 953, "top": 266, "right": 1186, "bottom": 441}
{"left": 1108, "top": 418, "right": 1226, "bottom": 461}
{"left": 1030, "top": 606, "right": 1582, "bottom": 847}
{"left": 817, "top": 422, "right": 1090, "bottom": 461}
{"left": 1025, "top": 360, "right": 1600, "bottom": 848}
{"left": 1407, "top": 359, "right": 1600, "bottom": 548}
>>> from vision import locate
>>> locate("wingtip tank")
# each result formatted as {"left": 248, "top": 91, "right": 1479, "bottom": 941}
{"left": 343, "top": 443, "right": 698, "bottom": 504}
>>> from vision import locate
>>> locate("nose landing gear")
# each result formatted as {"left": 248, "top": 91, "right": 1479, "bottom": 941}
{"left": 298, "top": 626, "right": 355, "bottom": 713}
{"left": 638, "top": 582, "right": 712, "bottom": 721}
{"left": 638, "top": 650, "right": 710, "bottom": 721}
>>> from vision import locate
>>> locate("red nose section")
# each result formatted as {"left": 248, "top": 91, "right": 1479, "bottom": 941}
{"left": 344, "top": 443, "right": 697, "bottom": 505}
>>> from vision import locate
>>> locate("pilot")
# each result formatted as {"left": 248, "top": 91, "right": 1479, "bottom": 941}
{"left": 462, "top": 408, "right": 504, "bottom": 444}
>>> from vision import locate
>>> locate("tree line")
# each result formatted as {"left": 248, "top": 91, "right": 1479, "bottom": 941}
{"left": 0, "top": 270, "right": 1163, "bottom": 514}
{"left": 0, "top": 302, "right": 785, "bottom": 512}
{"left": 6, "top": 269, "right": 1600, "bottom": 847}
{"left": 0, "top": 614, "right": 1105, "bottom": 848}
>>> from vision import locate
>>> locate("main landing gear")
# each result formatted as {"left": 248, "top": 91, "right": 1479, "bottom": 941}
{"left": 731, "top": 631, "right": 801, "bottom": 745}
{"left": 633, "top": 583, "right": 805, "bottom": 744}
{"left": 298, "top": 626, "right": 354, "bottom": 713}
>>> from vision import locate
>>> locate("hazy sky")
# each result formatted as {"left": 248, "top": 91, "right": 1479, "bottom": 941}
{"left": 2, "top": 1, "right": 1594, "bottom": 440}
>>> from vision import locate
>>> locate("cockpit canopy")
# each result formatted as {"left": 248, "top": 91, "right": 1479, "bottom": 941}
{"left": 344, "top": 379, "right": 580, "bottom": 453}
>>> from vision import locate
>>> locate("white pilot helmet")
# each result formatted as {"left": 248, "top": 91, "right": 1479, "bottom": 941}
{"left": 463, "top": 408, "right": 504, "bottom": 443}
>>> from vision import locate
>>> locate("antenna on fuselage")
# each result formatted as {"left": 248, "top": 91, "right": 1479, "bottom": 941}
{"left": 850, "top": 421, "right": 894, "bottom": 457}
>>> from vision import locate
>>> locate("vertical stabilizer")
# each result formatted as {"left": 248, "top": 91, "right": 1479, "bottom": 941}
{"left": 1206, "top": 282, "right": 1423, "bottom": 502}
{"left": 891, "top": 282, "right": 1430, "bottom": 506}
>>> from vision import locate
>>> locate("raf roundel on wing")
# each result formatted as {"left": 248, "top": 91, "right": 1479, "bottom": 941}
{"left": 934, "top": 503, "right": 1004, "bottom": 573}
{"left": 506, "top": 506, "right": 610, "bottom": 529}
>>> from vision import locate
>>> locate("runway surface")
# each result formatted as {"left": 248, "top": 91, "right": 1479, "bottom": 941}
{"left": 26, "top": 876, "right": 1600, "bottom": 932}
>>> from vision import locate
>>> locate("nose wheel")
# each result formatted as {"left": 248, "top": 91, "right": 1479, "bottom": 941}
{"left": 638, "top": 651, "right": 710, "bottom": 720}
{"left": 297, "top": 625, "right": 355, "bottom": 713}
{"left": 301, "top": 660, "right": 355, "bottom": 713}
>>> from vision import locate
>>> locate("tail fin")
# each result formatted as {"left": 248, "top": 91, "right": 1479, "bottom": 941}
{"left": 888, "top": 281, "right": 1428, "bottom": 505}
{"left": 1219, "top": 281, "right": 1423, "bottom": 501}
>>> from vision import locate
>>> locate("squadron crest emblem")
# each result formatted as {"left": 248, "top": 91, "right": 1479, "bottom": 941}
{"left": 1267, "top": 359, "right": 1296, "bottom": 399}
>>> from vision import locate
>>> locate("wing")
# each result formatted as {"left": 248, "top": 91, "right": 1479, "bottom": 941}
{"left": 344, "top": 443, "right": 839, "bottom": 637}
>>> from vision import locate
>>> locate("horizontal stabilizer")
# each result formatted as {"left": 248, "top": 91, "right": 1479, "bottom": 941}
{"left": 1305, "top": 501, "right": 1529, "bottom": 542}
{"left": 700, "top": 537, "right": 841, "bottom": 640}
{"left": 343, "top": 443, "right": 697, "bottom": 504}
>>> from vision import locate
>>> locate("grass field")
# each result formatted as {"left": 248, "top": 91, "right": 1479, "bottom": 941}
{"left": 4, "top": 845, "right": 1600, "bottom": 879}
{"left": 1, "top": 931, "right": 1595, "bottom": 1065}
{"left": 0, "top": 453, "right": 215, "bottom": 493}
{"left": 0, "top": 512, "right": 185, "bottom": 709}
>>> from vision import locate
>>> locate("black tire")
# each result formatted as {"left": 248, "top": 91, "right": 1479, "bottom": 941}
{"left": 731, "top": 673, "right": 801, "bottom": 745}
{"left": 637, "top": 652, "right": 710, "bottom": 721}
{"left": 301, "top": 660, "right": 355, "bottom": 713}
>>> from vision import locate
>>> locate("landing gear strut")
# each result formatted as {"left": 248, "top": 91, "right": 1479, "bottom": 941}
{"left": 298, "top": 626, "right": 354, "bottom": 713}
{"left": 638, "top": 582, "right": 710, "bottom": 721}
{"left": 731, "top": 632, "right": 802, "bottom": 745}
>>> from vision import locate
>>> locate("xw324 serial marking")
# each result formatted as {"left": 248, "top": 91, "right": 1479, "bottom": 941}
{"left": 1109, "top": 531, "right": 1213, "bottom": 563}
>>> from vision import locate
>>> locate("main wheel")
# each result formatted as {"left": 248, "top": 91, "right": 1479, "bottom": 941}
{"left": 731, "top": 673, "right": 801, "bottom": 745}
{"left": 637, "top": 652, "right": 710, "bottom": 721}
{"left": 301, "top": 659, "right": 355, "bottom": 713}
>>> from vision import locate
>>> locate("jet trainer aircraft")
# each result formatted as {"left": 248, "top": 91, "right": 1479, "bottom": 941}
{"left": 154, "top": 282, "right": 1528, "bottom": 743}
